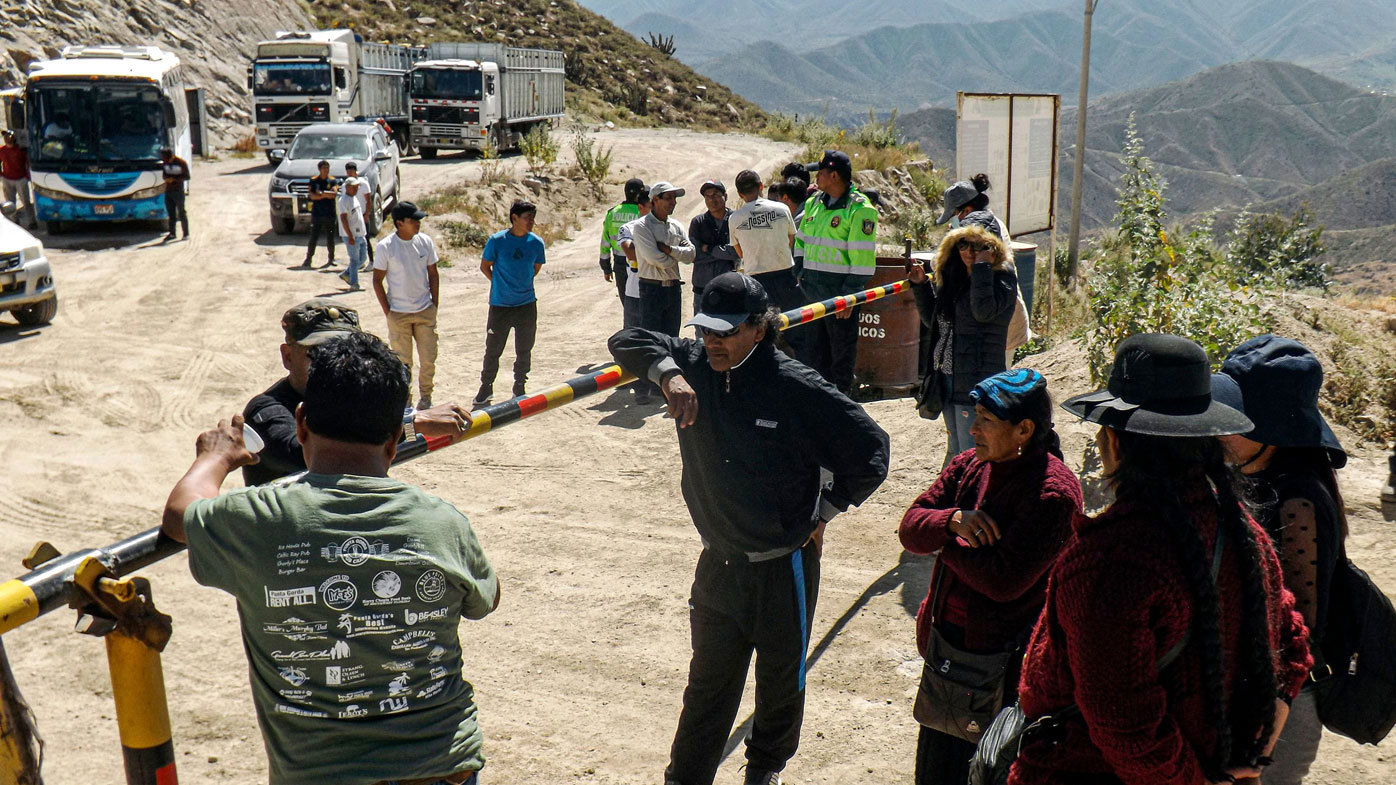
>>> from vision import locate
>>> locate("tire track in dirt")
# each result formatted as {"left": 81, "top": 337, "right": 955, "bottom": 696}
{"left": 159, "top": 349, "right": 218, "bottom": 430}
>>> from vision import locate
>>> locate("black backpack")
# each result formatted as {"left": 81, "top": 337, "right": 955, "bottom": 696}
{"left": 1314, "top": 557, "right": 1396, "bottom": 744}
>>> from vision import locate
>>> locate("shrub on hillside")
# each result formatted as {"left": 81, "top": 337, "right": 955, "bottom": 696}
{"left": 1084, "top": 117, "right": 1267, "bottom": 383}
{"left": 571, "top": 130, "right": 613, "bottom": 199}
{"left": 520, "top": 124, "right": 559, "bottom": 173}
{"left": 1225, "top": 205, "right": 1328, "bottom": 290}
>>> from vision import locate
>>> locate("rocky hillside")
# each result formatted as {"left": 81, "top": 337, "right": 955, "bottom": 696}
{"left": 0, "top": 0, "right": 313, "bottom": 142}
{"left": 305, "top": 0, "right": 770, "bottom": 131}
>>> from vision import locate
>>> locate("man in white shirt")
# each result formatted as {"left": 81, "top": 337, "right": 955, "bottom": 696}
{"left": 616, "top": 192, "right": 658, "bottom": 401}
{"left": 336, "top": 178, "right": 368, "bottom": 291}
{"left": 372, "top": 201, "right": 439, "bottom": 410}
{"left": 629, "top": 181, "right": 696, "bottom": 339}
{"left": 344, "top": 161, "right": 376, "bottom": 271}
{"left": 731, "top": 170, "right": 807, "bottom": 358}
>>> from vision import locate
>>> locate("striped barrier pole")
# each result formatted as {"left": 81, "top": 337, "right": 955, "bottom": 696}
{"left": 777, "top": 279, "right": 911, "bottom": 330}
{"left": 0, "top": 278, "right": 917, "bottom": 628}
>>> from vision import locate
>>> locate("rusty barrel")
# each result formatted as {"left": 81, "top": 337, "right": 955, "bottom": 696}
{"left": 853, "top": 258, "right": 920, "bottom": 394}
{"left": 1011, "top": 241, "right": 1038, "bottom": 315}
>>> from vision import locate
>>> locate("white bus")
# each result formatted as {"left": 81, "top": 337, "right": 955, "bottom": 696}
{"left": 25, "top": 45, "right": 192, "bottom": 232}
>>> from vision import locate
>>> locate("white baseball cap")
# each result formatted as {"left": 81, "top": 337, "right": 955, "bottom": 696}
{"left": 649, "top": 181, "right": 685, "bottom": 198}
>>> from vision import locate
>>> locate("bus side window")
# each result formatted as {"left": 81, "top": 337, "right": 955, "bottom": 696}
{"left": 335, "top": 68, "right": 347, "bottom": 90}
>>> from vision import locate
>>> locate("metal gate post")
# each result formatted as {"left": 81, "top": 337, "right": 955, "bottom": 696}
{"left": 70, "top": 558, "right": 176, "bottom": 785}
{"left": 105, "top": 632, "right": 176, "bottom": 785}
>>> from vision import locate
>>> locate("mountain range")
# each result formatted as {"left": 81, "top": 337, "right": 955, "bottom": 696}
{"left": 898, "top": 60, "right": 1396, "bottom": 289}
{"left": 584, "top": 0, "right": 1396, "bottom": 121}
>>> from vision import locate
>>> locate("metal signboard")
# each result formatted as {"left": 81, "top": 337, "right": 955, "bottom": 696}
{"left": 956, "top": 92, "right": 1060, "bottom": 236}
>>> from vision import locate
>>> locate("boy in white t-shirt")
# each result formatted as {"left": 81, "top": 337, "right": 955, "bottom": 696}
{"left": 372, "top": 201, "right": 440, "bottom": 410}
{"left": 336, "top": 178, "right": 369, "bottom": 290}
{"left": 729, "top": 169, "right": 803, "bottom": 311}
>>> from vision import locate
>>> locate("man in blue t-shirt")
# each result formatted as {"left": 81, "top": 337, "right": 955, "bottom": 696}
{"left": 474, "top": 201, "right": 546, "bottom": 406}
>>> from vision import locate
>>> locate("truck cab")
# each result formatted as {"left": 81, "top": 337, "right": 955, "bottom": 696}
{"left": 408, "top": 59, "right": 500, "bottom": 158}
{"left": 250, "top": 31, "right": 356, "bottom": 163}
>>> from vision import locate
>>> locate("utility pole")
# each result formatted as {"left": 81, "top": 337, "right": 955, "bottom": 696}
{"left": 1065, "top": 0, "right": 1100, "bottom": 289}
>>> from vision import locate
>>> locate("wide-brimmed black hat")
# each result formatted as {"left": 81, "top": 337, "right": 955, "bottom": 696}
{"left": 1211, "top": 334, "right": 1346, "bottom": 468}
{"left": 1062, "top": 333, "right": 1253, "bottom": 436}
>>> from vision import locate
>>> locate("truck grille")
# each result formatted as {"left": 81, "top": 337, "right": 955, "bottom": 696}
{"left": 0, "top": 252, "right": 20, "bottom": 273}
{"left": 420, "top": 106, "right": 478, "bottom": 124}
{"left": 288, "top": 181, "right": 310, "bottom": 195}
{"left": 257, "top": 104, "right": 330, "bottom": 124}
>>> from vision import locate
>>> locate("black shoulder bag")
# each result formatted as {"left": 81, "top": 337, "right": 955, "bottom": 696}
{"left": 968, "top": 526, "right": 1226, "bottom": 785}
{"left": 1313, "top": 554, "right": 1396, "bottom": 744}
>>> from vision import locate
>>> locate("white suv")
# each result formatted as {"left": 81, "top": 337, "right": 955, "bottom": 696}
{"left": 0, "top": 213, "right": 57, "bottom": 326}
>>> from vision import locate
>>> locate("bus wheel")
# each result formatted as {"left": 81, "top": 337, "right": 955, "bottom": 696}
{"left": 44, "top": 221, "right": 63, "bottom": 236}
{"left": 419, "top": 147, "right": 437, "bottom": 160}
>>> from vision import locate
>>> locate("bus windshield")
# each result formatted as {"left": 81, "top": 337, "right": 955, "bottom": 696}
{"left": 29, "top": 82, "right": 167, "bottom": 165}
{"left": 410, "top": 68, "right": 482, "bottom": 100}
{"left": 254, "top": 62, "right": 332, "bottom": 96}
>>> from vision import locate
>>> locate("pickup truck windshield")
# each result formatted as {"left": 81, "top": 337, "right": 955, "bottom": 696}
{"left": 288, "top": 133, "right": 369, "bottom": 160}
{"left": 29, "top": 82, "right": 166, "bottom": 165}
{"left": 254, "top": 63, "right": 332, "bottom": 96}
{"left": 411, "top": 68, "right": 482, "bottom": 100}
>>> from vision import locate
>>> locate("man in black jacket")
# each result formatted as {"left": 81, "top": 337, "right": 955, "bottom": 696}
{"left": 608, "top": 273, "right": 890, "bottom": 785}
{"left": 688, "top": 180, "right": 740, "bottom": 314}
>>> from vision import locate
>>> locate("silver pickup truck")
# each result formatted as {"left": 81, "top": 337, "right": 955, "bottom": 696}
{"left": 0, "top": 212, "right": 57, "bottom": 326}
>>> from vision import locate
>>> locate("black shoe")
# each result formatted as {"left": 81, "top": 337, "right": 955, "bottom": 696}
{"left": 743, "top": 770, "right": 781, "bottom": 785}
{"left": 512, "top": 383, "right": 527, "bottom": 398}
{"left": 163, "top": 233, "right": 176, "bottom": 242}
{"left": 472, "top": 385, "right": 492, "bottom": 408}
{"left": 299, "top": 259, "right": 313, "bottom": 268}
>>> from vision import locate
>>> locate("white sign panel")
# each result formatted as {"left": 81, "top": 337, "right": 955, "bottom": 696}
{"left": 956, "top": 93, "right": 1060, "bottom": 236}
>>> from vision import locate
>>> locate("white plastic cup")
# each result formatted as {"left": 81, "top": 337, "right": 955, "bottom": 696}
{"left": 242, "top": 423, "right": 266, "bottom": 454}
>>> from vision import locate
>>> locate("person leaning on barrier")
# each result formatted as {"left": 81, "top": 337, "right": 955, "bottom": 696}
{"left": 608, "top": 272, "right": 890, "bottom": 785}
{"left": 899, "top": 369, "right": 1081, "bottom": 785}
{"left": 241, "top": 298, "right": 469, "bottom": 487}
{"left": 162, "top": 331, "right": 500, "bottom": 785}
{"left": 792, "top": 150, "right": 878, "bottom": 395}
{"left": 1009, "top": 334, "right": 1311, "bottom": 785}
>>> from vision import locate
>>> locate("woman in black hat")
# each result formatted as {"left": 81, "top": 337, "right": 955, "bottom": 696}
{"left": 1211, "top": 335, "right": 1347, "bottom": 785}
{"left": 1010, "top": 334, "right": 1312, "bottom": 785}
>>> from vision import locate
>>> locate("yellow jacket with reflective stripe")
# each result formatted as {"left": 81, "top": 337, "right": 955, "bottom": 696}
{"left": 793, "top": 187, "right": 878, "bottom": 276}
{"left": 601, "top": 201, "right": 641, "bottom": 257}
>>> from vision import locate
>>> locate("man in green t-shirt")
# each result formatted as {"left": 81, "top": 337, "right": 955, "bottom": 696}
{"left": 162, "top": 332, "right": 499, "bottom": 785}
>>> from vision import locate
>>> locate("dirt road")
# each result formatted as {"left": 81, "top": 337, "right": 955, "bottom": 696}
{"left": 1, "top": 127, "right": 1392, "bottom": 785}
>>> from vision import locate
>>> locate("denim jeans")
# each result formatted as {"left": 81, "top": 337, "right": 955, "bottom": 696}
{"left": 941, "top": 374, "right": 974, "bottom": 463}
{"left": 342, "top": 235, "right": 368, "bottom": 287}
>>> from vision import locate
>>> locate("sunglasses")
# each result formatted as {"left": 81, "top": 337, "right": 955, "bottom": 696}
{"left": 696, "top": 324, "right": 743, "bottom": 339}
{"left": 957, "top": 241, "right": 992, "bottom": 252}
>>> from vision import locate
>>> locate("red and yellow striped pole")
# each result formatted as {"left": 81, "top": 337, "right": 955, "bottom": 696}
{"left": 777, "top": 279, "right": 910, "bottom": 330}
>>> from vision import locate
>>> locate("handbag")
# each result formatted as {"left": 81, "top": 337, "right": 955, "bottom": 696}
{"left": 969, "top": 525, "right": 1226, "bottom": 785}
{"left": 1313, "top": 556, "right": 1396, "bottom": 744}
{"left": 915, "top": 369, "right": 944, "bottom": 420}
{"left": 913, "top": 624, "right": 1017, "bottom": 742}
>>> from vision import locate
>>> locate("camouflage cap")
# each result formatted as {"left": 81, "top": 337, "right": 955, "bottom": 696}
{"left": 281, "top": 298, "right": 361, "bottom": 346}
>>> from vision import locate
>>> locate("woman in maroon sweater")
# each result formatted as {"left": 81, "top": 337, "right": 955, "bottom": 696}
{"left": 901, "top": 368, "right": 1083, "bottom": 785}
{"left": 1012, "top": 334, "right": 1311, "bottom": 785}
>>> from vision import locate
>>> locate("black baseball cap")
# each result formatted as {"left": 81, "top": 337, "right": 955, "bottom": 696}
{"left": 699, "top": 179, "right": 726, "bottom": 196}
{"left": 811, "top": 150, "right": 852, "bottom": 180}
{"left": 624, "top": 178, "right": 647, "bottom": 200}
{"left": 683, "top": 272, "right": 770, "bottom": 332}
{"left": 391, "top": 201, "right": 427, "bottom": 221}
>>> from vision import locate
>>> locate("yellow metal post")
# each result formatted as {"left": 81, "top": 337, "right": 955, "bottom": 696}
{"left": 105, "top": 632, "right": 176, "bottom": 785}
{"left": 0, "top": 637, "right": 41, "bottom": 784}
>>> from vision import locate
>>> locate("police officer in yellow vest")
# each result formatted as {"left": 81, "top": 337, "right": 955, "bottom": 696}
{"left": 793, "top": 150, "right": 878, "bottom": 394}
{"left": 600, "top": 178, "right": 648, "bottom": 320}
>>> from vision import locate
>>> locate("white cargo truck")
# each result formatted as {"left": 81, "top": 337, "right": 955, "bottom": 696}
{"left": 250, "top": 30, "right": 425, "bottom": 163}
{"left": 408, "top": 43, "right": 564, "bottom": 159}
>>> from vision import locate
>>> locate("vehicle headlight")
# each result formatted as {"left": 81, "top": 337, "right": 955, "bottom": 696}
{"left": 130, "top": 183, "right": 168, "bottom": 200}
{"left": 271, "top": 176, "right": 292, "bottom": 191}
{"left": 33, "top": 185, "right": 67, "bottom": 200}
{"left": 21, "top": 245, "right": 43, "bottom": 263}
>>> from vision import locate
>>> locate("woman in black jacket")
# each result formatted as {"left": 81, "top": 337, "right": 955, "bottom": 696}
{"left": 1211, "top": 334, "right": 1348, "bottom": 785}
{"left": 910, "top": 220, "right": 1018, "bottom": 461}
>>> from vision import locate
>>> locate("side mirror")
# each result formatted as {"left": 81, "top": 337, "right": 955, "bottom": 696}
{"left": 268, "top": 149, "right": 285, "bottom": 165}
{"left": 246, "top": 70, "right": 254, "bottom": 90}
{"left": 373, "top": 150, "right": 390, "bottom": 162}
{"left": 0, "top": 200, "right": 15, "bottom": 220}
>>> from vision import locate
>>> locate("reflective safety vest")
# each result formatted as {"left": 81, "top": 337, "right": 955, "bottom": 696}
{"left": 793, "top": 187, "right": 878, "bottom": 276}
{"left": 601, "top": 201, "right": 641, "bottom": 257}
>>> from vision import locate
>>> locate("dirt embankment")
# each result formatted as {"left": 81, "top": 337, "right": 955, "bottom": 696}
{"left": 0, "top": 127, "right": 1392, "bottom": 785}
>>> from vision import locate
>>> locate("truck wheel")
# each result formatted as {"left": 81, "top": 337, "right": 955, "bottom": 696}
{"left": 419, "top": 147, "right": 437, "bottom": 160}
{"left": 271, "top": 214, "right": 294, "bottom": 235}
{"left": 45, "top": 220, "right": 63, "bottom": 236}
{"left": 13, "top": 295, "right": 58, "bottom": 327}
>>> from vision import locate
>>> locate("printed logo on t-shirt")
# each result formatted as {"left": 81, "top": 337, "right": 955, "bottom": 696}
{"left": 388, "top": 673, "right": 412, "bottom": 696}
{"left": 272, "top": 640, "right": 351, "bottom": 662}
{"left": 381, "top": 660, "right": 415, "bottom": 672}
{"left": 326, "top": 664, "right": 367, "bottom": 686}
{"left": 265, "top": 586, "right": 316, "bottom": 608}
{"left": 336, "top": 688, "right": 373, "bottom": 703}
{"left": 336, "top": 611, "right": 400, "bottom": 638}
{"left": 263, "top": 617, "right": 329, "bottom": 641}
{"left": 378, "top": 696, "right": 410, "bottom": 714}
{"left": 415, "top": 569, "right": 447, "bottom": 602}
{"left": 339, "top": 704, "right": 369, "bottom": 719}
{"left": 320, "top": 575, "right": 358, "bottom": 611}
{"left": 322, "top": 536, "right": 389, "bottom": 566}
{"left": 278, "top": 665, "right": 309, "bottom": 686}
{"left": 755, "top": 419, "right": 778, "bottom": 429}
{"left": 391, "top": 630, "right": 437, "bottom": 652}
{"left": 404, "top": 606, "right": 450, "bottom": 625}
{"left": 371, "top": 571, "right": 402, "bottom": 598}
{"left": 416, "top": 680, "right": 447, "bottom": 700}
